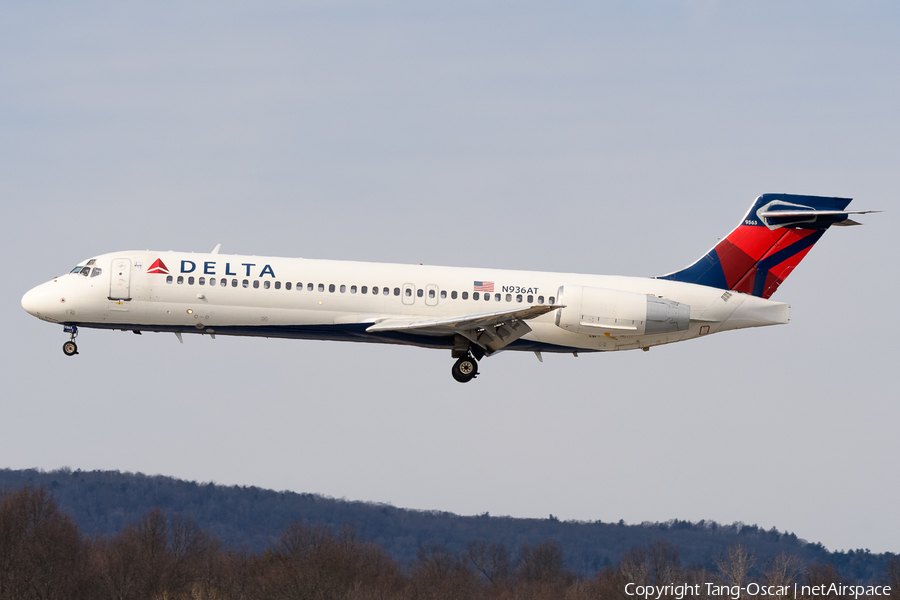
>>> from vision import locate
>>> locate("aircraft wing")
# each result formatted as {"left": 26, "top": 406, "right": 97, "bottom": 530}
{"left": 366, "top": 304, "right": 559, "bottom": 353}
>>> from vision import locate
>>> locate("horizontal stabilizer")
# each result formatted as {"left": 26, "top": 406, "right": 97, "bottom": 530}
{"left": 757, "top": 208, "right": 880, "bottom": 229}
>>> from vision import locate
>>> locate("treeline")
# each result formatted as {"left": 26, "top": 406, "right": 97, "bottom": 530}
{"left": 2, "top": 485, "right": 899, "bottom": 600}
{"left": 1, "top": 468, "right": 894, "bottom": 581}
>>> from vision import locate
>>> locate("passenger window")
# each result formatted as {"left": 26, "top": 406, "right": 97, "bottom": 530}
{"left": 430, "top": 289, "right": 436, "bottom": 298}
{"left": 275, "top": 281, "right": 281, "bottom": 290}
{"left": 177, "top": 276, "right": 184, "bottom": 284}
{"left": 91, "top": 267, "right": 102, "bottom": 277}
{"left": 232, "top": 279, "right": 238, "bottom": 287}
{"left": 307, "top": 283, "right": 313, "bottom": 291}
{"left": 473, "top": 292, "right": 479, "bottom": 300}
{"left": 451, "top": 291, "right": 457, "bottom": 299}
{"left": 166, "top": 275, "right": 173, "bottom": 284}
{"left": 527, "top": 294, "right": 533, "bottom": 303}
{"left": 505, "top": 294, "right": 512, "bottom": 302}
{"left": 538, "top": 295, "right": 544, "bottom": 304}
{"left": 393, "top": 287, "right": 399, "bottom": 296}
{"left": 517, "top": 294, "right": 522, "bottom": 302}
{"left": 242, "top": 280, "right": 249, "bottom": 288}
{"left": 328, "top": 284, "right": 335, "bottom": 292}
{"left": 296, "top": 282, "right": 302, "bottom": 290}
{"left": 209, "top": 278, "right": 216, "bottom": 286}
{"left": 264, "top": 281, "right": 271, "bottom": 289}
{"left": 220, "top": 279, "right": 227, "bottom": 287}
{"left": 372, "top": 287, "right": 379, "bottom": 295}
{"left": 286, "top": 282, "right": 292, "bottom": 290}
{"left": 361, "top": 286, "right": 368, "bottom": 294}
{"left": 405, "top": 288, "right": 411, "bottom": 297}
{"left": 549, "top": 296, "right": 555, "bottom": 305}
{"left": 350, "top": 285, "right": 357, "bottom": 293}
{"left": 462, "top": 292, "right": 468, "bottom": 300}
{"left": 416, "top": 289, "right": 423, "bottom": 298}
{"left": 188, "top": 276, "right": 195, "bottom": 285}
{"left": 494, "top": 293, "right": 500, "bottom": 301}
{"left": 318, "top": 283, "right": 324, "bottom": 292}
{"left": 199, "top": 277, "right": 205, "bottom": 285}
{"left": 253, "top": 280, "right": 259, "bottom": 289}
{"left": 340, "top": 284, "right": 346, "bottom": 293}
{"left": 441, "top": 290, "right": 446, "bottom": 299}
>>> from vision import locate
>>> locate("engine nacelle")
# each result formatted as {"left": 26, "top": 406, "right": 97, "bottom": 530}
{"left": 555, "top": 285, "right": 690, "bottom": 337}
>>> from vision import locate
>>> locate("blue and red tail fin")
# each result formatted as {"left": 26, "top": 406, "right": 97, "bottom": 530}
{"left": 659, "top": 193, "right": 871, "bottom": 299}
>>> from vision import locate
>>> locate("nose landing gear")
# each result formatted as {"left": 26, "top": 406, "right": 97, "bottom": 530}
{"left": 451, "top": 355, "right": 478, "bottom": 383}
{"left": 62, "top": 325, "right": 78, "bottom": 356}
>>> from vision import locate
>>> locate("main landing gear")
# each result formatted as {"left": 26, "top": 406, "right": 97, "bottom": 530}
{"left": 62, "top": 325, "right": 78, "bottom": 356}
{"left": 450, "top": 334, "right": 484, "bottom": 383}
{"left": 451, "top": 355, "right": 478, "bottom": 383}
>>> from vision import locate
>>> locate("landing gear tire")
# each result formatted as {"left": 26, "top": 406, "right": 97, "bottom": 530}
{"left": 452, "top": 356, "right": 478, "bottom": 383}
{"left": 62, "top": 341, "right": 78, "bottom": 356}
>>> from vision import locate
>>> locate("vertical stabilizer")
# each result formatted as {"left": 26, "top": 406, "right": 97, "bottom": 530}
{"left": 659, "top": 193, "right": 865, "bottom": 299}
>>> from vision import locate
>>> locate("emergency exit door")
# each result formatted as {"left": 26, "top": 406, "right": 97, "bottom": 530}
{"left": 109, "top": 258, "right": 132, "bottom": 300}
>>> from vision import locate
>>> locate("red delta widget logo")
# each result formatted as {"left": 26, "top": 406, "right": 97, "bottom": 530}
{"left": 146, "top": 258, "right": 276, "bottom": 278}
{"left": 146, "top": 259, "right": 170, "bottom": 274}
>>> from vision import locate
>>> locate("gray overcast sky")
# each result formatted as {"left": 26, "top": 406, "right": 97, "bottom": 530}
{"left": 2, "top": 1, "right": 898, "bottom": 553}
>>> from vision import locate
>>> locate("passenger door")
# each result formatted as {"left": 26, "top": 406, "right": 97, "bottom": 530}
{"left": 109, "top": 258, "right": 132, "bottom": 300}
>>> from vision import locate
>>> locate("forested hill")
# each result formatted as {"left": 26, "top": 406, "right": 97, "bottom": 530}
{"left": 0, "top": 468, "right": 892, "bottom": 581}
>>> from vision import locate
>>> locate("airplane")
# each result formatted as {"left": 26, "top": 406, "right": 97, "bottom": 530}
{"left": 21, "top": 193, "right": 876, "bottom": 382}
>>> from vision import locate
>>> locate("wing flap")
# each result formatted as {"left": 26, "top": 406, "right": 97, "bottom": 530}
{"left": 366, "top": 304, "right": 559, "bottom": 353}
{"left": 366, "top": 304, "right": 558, "bottom": 333}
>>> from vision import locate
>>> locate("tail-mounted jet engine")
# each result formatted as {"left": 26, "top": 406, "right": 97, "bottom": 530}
{"left": 555, "top": 285, "right": 690, "bottom": 336}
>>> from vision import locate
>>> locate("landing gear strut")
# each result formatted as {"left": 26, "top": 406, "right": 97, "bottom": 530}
{"left": 451, "top": 355, "right": 478, "bottom": 383}
{"left": 62, "top": 325, "right": 78, "bottom": 356}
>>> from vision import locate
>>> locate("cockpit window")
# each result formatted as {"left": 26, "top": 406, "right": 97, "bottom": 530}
{"left": 91, "top": 267, "right": 102, "bottom": 277}
{"left": 70, "top": 259, "right": 100, "bottom": 275}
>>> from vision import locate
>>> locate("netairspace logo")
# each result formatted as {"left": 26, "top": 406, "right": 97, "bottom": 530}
{"left": 624, "top": 583, "right": 893, "bottom": 600}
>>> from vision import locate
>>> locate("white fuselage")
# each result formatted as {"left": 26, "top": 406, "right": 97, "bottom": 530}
{"left": 22, "top": 250, "right": 790, "bottom": 355}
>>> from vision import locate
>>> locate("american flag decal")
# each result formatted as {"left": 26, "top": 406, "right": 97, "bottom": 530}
{"left": 473, "top": 281, "right": 494, "bottom": 292}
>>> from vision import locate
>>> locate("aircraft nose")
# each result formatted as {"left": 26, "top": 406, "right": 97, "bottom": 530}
{"left": 22, "top": 287, "right": 40, "bottom": 316}
{"left": 22, "top": 282, "right": 60, "bottom": 319}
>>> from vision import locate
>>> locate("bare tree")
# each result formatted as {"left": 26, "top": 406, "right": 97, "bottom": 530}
{"left": 649, "top": 540, "right": 682, "bottom": 588}
{"left": 0, "top": 485, "right": 85, "bottom": 600}
{"left": 801, "top": 564, "right": 845, "bottom": 600}
{"left": 410, "top": 542, "right": 479, "bottom": 600}
{"left": 614, "top": 541, "right": 684, "bottom": 600}
{"left": 618, "top": 545, "right": 650, "bottom": 588}
{"left": 716, "top": 544, "right": 756, "bottom": 598}
{"left": 134, "top": 508, "right": 170, "bottom": 597}
{"left": 763, "top": 551, "right": 804, "bottom": 598}
{"left": 886, "top": 557, "right": 900, "bottom": 600}
{"left": 265, "top": 521, "right": 403, "bottom": 600}
{"left": 90, "top": 523, "right": 142, "bottom": 600}
{"left": 466, "top": 540, "right": 510, "bottom": 586}
{"left": 517, "top": 540, "right": 566, "bottom": 584}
